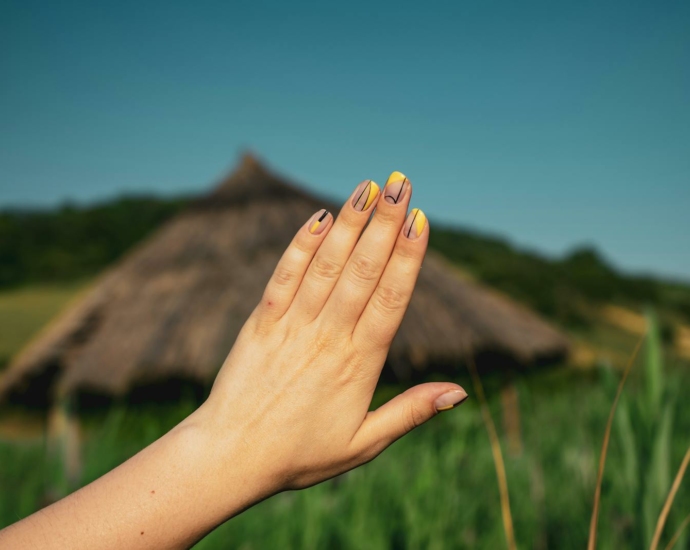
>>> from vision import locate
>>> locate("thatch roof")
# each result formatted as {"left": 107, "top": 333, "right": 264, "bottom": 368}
{"left": 0, "top": 155, "right": 569, "bottom": 407}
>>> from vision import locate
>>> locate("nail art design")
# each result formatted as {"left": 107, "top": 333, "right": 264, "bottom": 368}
{"left": 403, "top": 208, "right": 427, "bottom": 239}
{"left": 309, "top": 209, "right": 330, "bottom": 235}
{"left": 352, "top": 180, "right": 380, "bottom": 211}
{"left": 434, "top": 389, "right": 468, "bottom": 411}
{"left": 383, "top": 171, "right": 409, "bottom": 204}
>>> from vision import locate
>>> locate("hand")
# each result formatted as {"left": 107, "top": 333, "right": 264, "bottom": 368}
{"left": 200, "top": 171, "right": 468, "bottom": 491}
{"left": 0, "top": 172, "right": 468, "bottom": 550}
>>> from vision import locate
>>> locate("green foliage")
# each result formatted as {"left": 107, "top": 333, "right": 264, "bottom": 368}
{"left": 0, "top": 197, "right": 188, "bottom": 288}
{"left": 1, "top": 367, "right": 689, "bottom": 548}
{"left": 603, "top": 314, "right": 687, "bottom": 549}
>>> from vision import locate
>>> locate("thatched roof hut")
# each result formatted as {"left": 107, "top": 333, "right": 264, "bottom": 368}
{"left": 0, "top": 155, "right": 569, "bottom": 407}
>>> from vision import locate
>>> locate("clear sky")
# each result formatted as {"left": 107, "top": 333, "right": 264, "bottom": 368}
{"left": 1, "top": 1, "right": 688, "bottom": 279}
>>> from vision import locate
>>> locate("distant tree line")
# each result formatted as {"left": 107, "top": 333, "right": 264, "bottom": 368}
{"left": 0, "top": 197, "right": 188, "bottom": 288}
{"left": 430, "top": 227, "right": 690, "bottom": 326}
{"left": 1, "top": 196, "right": 688, "bottom": 326}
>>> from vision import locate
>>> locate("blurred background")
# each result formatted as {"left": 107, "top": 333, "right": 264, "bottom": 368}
{"left": 1, "top": 1, "right": 689, "bottom": 548}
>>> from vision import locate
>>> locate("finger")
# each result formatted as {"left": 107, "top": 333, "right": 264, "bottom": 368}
{"left": 320, "top": 171, "right": 412, "bottom": 329}
{"left": 350, "top": 383, "right": 469, "bottom": 459}
{"left": 254, "top": 209, "right": 333, "bottom": 323}
{"left": 290, "top": 179, "right": 380, "bottom": 320}
{"left": 351, "top": 207, "right": 428, "bottom": 351}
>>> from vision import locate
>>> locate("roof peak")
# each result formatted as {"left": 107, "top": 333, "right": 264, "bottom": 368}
{"left": 237, "top": 151, "right": 263, "bottom": 172}
{"left": 199, "top": 152, "right": 320, "bottom": 208}
{"left": 207, "top": 152, "right": 271, "bottom": 198}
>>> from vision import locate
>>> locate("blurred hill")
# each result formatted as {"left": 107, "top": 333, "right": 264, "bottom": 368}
{"left": 430, "top": 227, "right": 690, "bottom": 329}
{"left": 1, "top": 196, "right": 689, "bottom": 335}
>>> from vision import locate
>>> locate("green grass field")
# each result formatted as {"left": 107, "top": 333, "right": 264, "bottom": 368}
{"left": 1, "top": 285, "right": 689, "bottom": 549}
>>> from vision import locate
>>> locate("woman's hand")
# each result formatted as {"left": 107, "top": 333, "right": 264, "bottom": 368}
{"left": 0, "top": 172, "right": 468, "bottom": 550}
{"left": 203, "top": 171, "right": 467, "bottom": 491}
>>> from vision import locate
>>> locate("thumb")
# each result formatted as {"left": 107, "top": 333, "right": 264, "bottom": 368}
{"left": 352, "top": 383, "right": 468, "bottom": 459}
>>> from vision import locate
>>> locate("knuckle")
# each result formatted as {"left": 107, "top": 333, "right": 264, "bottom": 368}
{"left": 306, "top": 335, "right": 344, "bottom": 368}
{"left": 272, "top": 265, "right": 297, "bottom": 287}
{"left": 393, "top": 243, "right": 419, "bottom": 262}
{"left": 375, "top": 207, "right": 400, "bottom": 227}
{"left": 402, "top": 401, "right": 427, "bottom": 433}
{"left": 339, "top": 209, "right": 363, "bottom": 231}
{"left": 372, "top": 285, "right": 406, "bottom": 314}
{"left": 247, "top": 307, "right": 273, "bottom": 336}
{"left": 310, "top": 256, "right": 342, "bottom": 281}
{"left": 310, "top": 326, "right": 340, "bottom": 355}
{"left": 260, "top": 291, "right": 281, "bottom": 313}
{"left": 349, "top": 254, "right": 380, "bottom": 283}
{"left": 312, "top": 334, "right": 330, "bottom": 354}
{"left": 291, "top": 238, "right": 313, "bottom": 256}
{"left": 336, "top": 356, "right": 369, "bottom": 386}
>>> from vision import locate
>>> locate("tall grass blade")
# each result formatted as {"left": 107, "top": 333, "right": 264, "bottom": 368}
{"left": 650, "top": 446, "right": 690, "bottom": 550}
{"left": 614, "top": 389, "right": 638, "bottom": 497}
{"left": 587, "top": 332, "right": 645, "bottom": 550}
{"left": 644, "top": 310, "right": 663, "bottom": 417}
{"left": 664, "top": 513, "right": 690, "bottom": 550}
{"left": 640, "top": 313, "right": 673, "bottom": 546}
{"left": 467, "top": 356, "right": 516, "bottom": 550}
{"left": 644, "top": 401, "right": 674, "bottom": 544}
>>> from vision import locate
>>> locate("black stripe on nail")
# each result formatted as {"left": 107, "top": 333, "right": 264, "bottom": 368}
{"left": 318, "top": 210, "right": 329, "bottom": 222}
{"left": 353, "top": 181, "right": 371, "bottom": 210}
{"left": 393, "top": 178, "right": 407, "bottom": 204}
{"left": 406, "top": 209, "right": 420, "bottom": 238}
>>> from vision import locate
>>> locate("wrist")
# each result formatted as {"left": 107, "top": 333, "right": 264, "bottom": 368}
{"left": 177, "top": 400, "right": 283, "bottom": 516}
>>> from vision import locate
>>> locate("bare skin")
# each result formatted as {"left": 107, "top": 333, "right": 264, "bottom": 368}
{"left": 0, "top": 172, "right": 468, "bottom": 549}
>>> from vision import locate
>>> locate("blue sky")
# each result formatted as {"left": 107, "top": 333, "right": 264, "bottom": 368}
{"left": 1, "top": 1, "right": 688, "bottom": 279}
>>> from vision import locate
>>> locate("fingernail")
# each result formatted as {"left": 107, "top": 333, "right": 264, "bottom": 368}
{"left": 351, "top": 180, "right": 380, "bottom": 211}
{"left": 434, "top": 389, "right": 468, "bottom": 412}
{"left": 383, "top": 171, "right": 409, "bottom": 205}
{"left": 403, "top": 208, "right": 427, "bottom": 239}
{"left": 308, "top": 209, "right": 330, "bottom": 235}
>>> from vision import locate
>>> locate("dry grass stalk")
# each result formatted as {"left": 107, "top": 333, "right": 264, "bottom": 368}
{"left": 500, "top": 380, "right": 523, "bottom": 457}
{"left": 664, "top": 512, "right": 690, "bottom": 550}
{"left": 468, "top": 356, "right": 517, "bottom": 550}
{"left": 650, "top": 446, "right": 690, "bottom": 550}
{"left": 587, "top": 333, "right": 645, "bottom": 550}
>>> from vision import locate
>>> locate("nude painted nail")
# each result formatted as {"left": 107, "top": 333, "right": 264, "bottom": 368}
{"left": 351, "top": 180, "right": 380, "bottom": 212}
{"left": 308, "top": 209, "right": 330, "bottom": 235}
{"left": 383, "top": 171, "right": 409, "bottom": 205}
{"left": 434, "top": 389, "right": 468, "bottom": 412}
{"left": 403, "top": 208, "right": 427, "bottom": 239}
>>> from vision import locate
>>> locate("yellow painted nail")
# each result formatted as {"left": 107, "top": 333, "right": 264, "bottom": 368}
{"left": 386, "top": 171, "right": 406, "bottom": 186}
{"left": 383, "top": 171, "right": 408, "bottom": 204}
{"left": 309, "top": 209, "right": 330, "bottom": 235}
{"left": 352, "top": 180, "right": 380, "bottom": 211}
{"left": 404, "top": 208, "right": 427, "bottom": 239}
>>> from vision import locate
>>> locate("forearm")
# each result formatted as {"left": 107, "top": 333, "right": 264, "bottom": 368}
{"left": 0, "top": 405, "right": 275, "bottom": 550}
